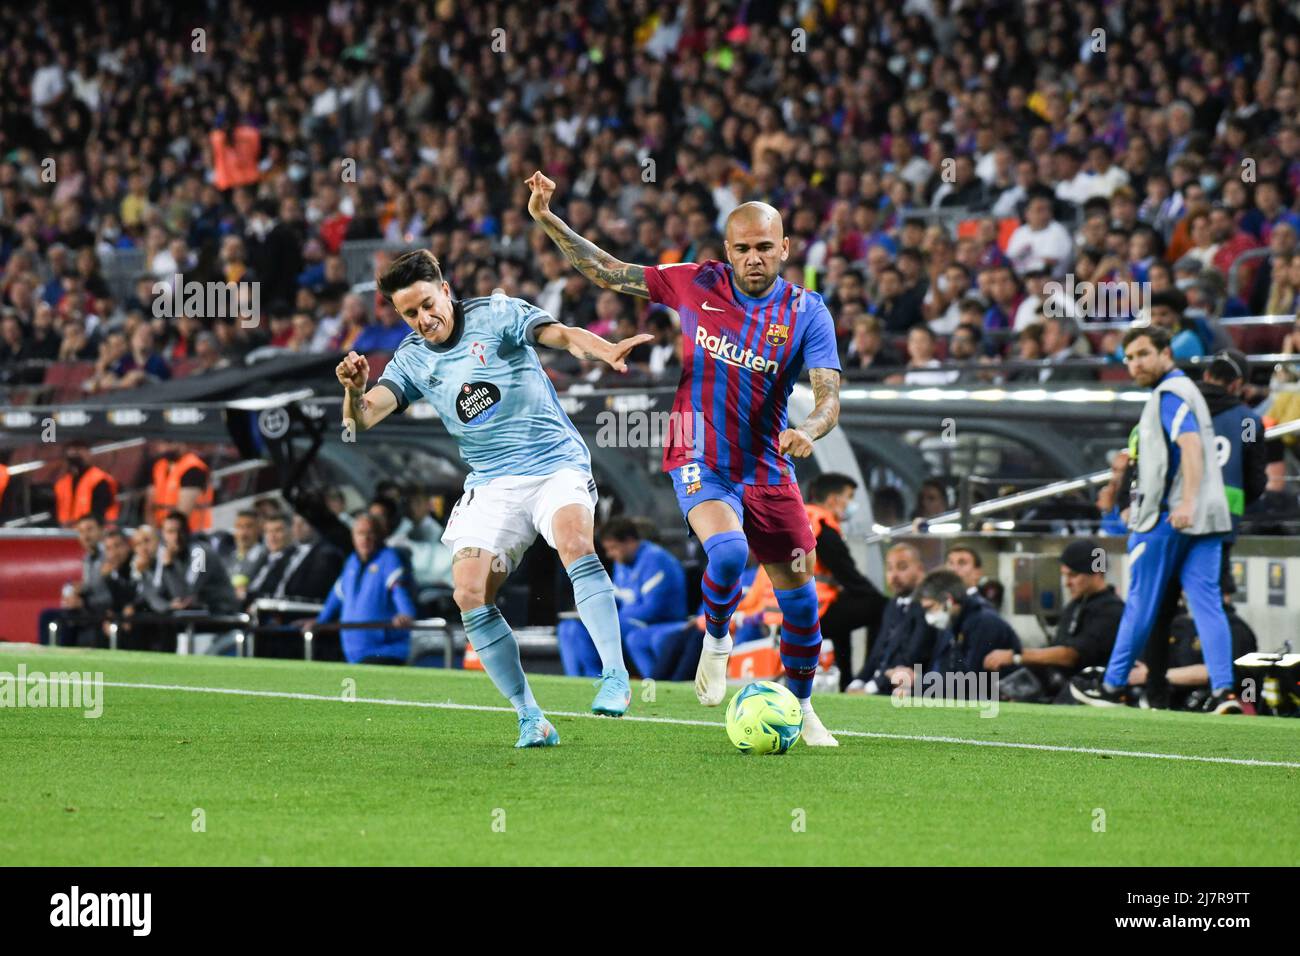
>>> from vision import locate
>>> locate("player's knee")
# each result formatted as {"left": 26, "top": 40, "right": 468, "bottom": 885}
{"left": 558, "top": 538, "right": 596, "bottom": 566}
{"left": 704, "top": 533, "right": 748, "bottom": 583}
{"left": 453, "top": 584, "right": 489, "bottom": 611}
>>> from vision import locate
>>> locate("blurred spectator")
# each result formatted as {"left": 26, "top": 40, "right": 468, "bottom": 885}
{"left": 945, "top": 545, "right": 1004, "bottom": 608}
{"left": 1006, "top": 193, "right": 1073, "bottom": 278}
{"left": 148, "top": 441, "right": 211, "bottom": 531}
{"left": 37, "top": 512, "right": 105, "bottom": 645}
{"left": 900, "top": 569, "right": 1021, "bottom": 695}
{"left": 1128, "top": 595, "right": 1258, "bottom": 711}
{"left": 213, "top": 509, "right": 266, "bottom": 602}
{"left": 805, "top": 473, "right": 886, "bottom": 690}
{"left": 846, "top": 543, "right": 935, "bottom": 696}
{"left": 137, "top": 511, "right": 239, "bottom": 616}
{"left": 53, "top": 440, "right": 118, "bottom": 526}
{"left": 871, "top": 486, "right": 906, "bottom": 528}
{"left": 843, "top": 315, "right": 902, "bottom": 372}
{"left": 989, "top": 539, "right": 1123, "bottom": 702}
{"left": 315, "top": 513, "right": 417, "bottom": 665}
{"left": 913, "top": 479, "right": 950, "bottom": 521}
{"left": 386, "top": 486, "right": 452, "bottom": 589}
{"left": 888, "top": 325, "right": 956, "bottom": 386}
{"left": 351, "top": 303, "right": 409, "bottom": 353}
{"left": 245, "top": 512, "right": 341, "bottom": 605}
{"left": 1039, "top": 316, "right": 1096, "bottom": 383}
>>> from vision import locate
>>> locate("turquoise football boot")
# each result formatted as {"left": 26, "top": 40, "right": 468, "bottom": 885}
{"left": 514, "top": 707, "right": 560, "bottom": 748}
{"left": 591, "top": 667, "right": 632, "bottom": 716}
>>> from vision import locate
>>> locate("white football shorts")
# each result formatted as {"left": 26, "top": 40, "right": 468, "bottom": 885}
{"left": 441, "top": 467, "right": 598, "bottom": 572}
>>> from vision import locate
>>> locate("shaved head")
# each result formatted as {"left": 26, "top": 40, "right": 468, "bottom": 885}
{"left": 725, "top": 201, "right": 784, "bottom": 236}
{"left": 723, "top": 202, "right": 788, "bottom": 297}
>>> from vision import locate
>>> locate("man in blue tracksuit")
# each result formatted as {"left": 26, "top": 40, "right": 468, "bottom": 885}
{"left": 558, "top": 518, "right": 687, "bottom": 677}
{"left": 1071, "top": 325, "right": 1239, "bottom": 713}
{"left": 317, "top": 513, "right": 419, "bottom": 664}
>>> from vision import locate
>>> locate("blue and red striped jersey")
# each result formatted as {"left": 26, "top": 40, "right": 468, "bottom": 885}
{"left": 645, "top": 259, "right": 840, "bottom": 485}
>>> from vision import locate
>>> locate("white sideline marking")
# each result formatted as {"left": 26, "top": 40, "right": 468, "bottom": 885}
{"left": 88, "top": 679, "right": 1300, "bottom": 770}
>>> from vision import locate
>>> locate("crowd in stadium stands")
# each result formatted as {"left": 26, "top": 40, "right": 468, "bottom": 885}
{"left": 3, "top": 1, "right": 1300, "bottom": 392}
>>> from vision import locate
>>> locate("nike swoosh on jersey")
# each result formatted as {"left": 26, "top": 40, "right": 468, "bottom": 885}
{"left": 701, "top": 301, "right": 725, "bottom": 312}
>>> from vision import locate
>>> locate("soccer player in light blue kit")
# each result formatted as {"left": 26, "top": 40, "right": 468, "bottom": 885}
{"left": 1070, "top": 325, "right": 1239, "bottom": 712}
{"left": 334, "top": 249, "right": 651, "bottom": 747}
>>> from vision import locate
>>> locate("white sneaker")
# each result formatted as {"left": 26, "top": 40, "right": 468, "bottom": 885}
{"left": 694, "top": 649, "right": 730, "bottom": 706}
{"left": 801, "top": 710, "right": 839, "bottom": 747}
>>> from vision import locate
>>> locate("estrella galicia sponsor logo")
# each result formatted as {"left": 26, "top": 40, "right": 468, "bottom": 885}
{"left": 455, "top": 382, "right": 501, "bottom": 426}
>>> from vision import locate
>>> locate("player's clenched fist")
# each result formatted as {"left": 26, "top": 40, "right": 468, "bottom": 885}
{"left": 336, "top": 350, "right": 369, "bottom": 391}
{"left": 778, "top": 427, "right": 814, "bottom": 458}
{"left": 525, "top": 170, "right": 556, "bottom": 220}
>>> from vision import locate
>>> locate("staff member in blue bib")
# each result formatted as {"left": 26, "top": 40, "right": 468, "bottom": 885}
{"left": 316, "top": 513, "right": 418, "bottom": 665}
{"left": 1072, "top": 326, "right": 1237, "bottom": 712}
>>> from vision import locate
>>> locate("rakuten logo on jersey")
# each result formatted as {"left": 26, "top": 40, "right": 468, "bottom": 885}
{"left": 694, "top": 325, "right": 779, "bottom": 375}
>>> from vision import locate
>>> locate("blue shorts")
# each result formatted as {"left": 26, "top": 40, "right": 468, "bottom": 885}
{"left": 667, "top": 461, "right": 815, "bottom": 565}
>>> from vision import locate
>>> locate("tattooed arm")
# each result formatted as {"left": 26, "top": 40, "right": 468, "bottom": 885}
{"left": 778, "top": 368, "right": 841, "bottom": 458}
{"left": 526, "top": 170, "right": 650, "bottom": 298}
{"left": 534, "top": 323, "right": 653, "bottom": 372}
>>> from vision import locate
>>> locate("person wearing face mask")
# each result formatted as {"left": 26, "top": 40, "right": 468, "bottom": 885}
{"left": 896, "top": 569, "right": 1020, "bottom": 696}
{"left": 804, "top": 473, "right": 887, "bottom": 690}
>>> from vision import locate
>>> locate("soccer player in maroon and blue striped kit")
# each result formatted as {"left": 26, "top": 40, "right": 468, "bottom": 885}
{"left": 527, "top": 170, "right": 844, "bottom": 746}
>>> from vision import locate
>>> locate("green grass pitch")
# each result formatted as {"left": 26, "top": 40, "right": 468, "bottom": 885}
{"left": 2, "top": 644, "right": 1297, "bottom": 866}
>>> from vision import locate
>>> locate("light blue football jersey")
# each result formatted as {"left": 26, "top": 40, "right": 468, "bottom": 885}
{"left": 376, "top": 294, "right": 591, "bottom": 488}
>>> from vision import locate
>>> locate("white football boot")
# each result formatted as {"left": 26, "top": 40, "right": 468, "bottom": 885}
{"left": 800, "top": 708, "right": 840, "bottom": 747}
{"left": 694, "top": 645, "right": 730, "bottom": 706}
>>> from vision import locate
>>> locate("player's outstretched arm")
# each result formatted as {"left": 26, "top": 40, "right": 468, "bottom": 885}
{"left": 336, "top": 350, "right": 398, "bottom": 432}
{"left": 535, "top": 323, "right": 653, "bottom": 373}
{"left": 526, "top": 170, "right": 649, "bottom": 298}
{"left": 779, "top": 368, "right": 841, "bottom": 458}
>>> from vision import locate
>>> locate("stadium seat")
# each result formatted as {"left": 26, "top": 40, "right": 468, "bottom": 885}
{"left": 42, "top": 361, "right": 94, "bottom": 402}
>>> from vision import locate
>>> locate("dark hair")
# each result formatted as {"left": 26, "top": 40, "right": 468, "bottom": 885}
{"left": 76, "top": 512, "right": 102, "bottom": 526}
{"left": 1018, "top": 323, "right": 1044, "bottom": 346}
{"left": 1121, "top": 324, "right": 1172, "bottom": 352}
{"left": 599, "top": 517, "right": 642, "bottom": 543}
{"left": 915, "top": 569, "right": 967, "bottom": 605}
{"left": 162, "top": 510, "right": 191, "bottom": 544}
{"left": 807, "top": 471, "right": 857, "bottom": 504}
{"left": 947, "top": 545, "right": 982, "bottom": 568}
{"left": 1207, "top": 352, "right": 1247, "bottom": 383}
{"left": 236, "top": 509, "right": 259, "bottom": 522}
{"left": 1149, "top": 288, "right": 1186, "bottom": 314}
{"left": 376, "top": 249, "right": 444, "bottom": 302}
{"left": 953, "top": 324, "right": 984, "bottom": 344}
{"left": 368, "top": 497, "right": 399, "bottom": 536}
